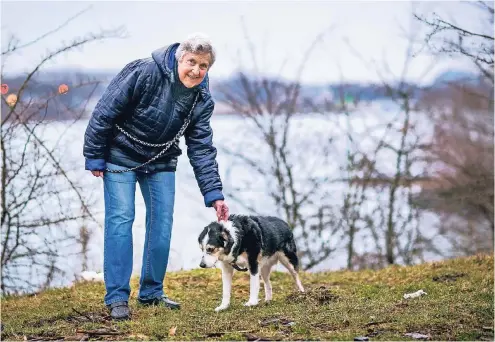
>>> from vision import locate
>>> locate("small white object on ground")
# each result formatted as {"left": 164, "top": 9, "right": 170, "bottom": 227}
{"left": 80, "top": 271, "right": 104, "bottom": 282}
{"left": 403, "top": 289, "right": 427, "bottom": 299}
{"left": 404, "top": 332, "right": 431, "bottom": 340}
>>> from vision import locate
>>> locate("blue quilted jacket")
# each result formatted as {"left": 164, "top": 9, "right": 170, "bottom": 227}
{"left": 83, "top": 43, "right": 224, "bottom": 207}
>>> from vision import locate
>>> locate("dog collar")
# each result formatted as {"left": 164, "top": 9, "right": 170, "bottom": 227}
{"left": 231, "top": 261, "right": 248, "bottom": 272}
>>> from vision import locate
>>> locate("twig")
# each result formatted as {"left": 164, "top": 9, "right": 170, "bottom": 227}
{"left": 204, "top": 329, "right": 256, "bottom": 337}
{"left": 76, "top": 329, "right": 122, "bottom": 336}
{"left": 71, "top": 308, "right": 94, "bottom": 322}
{"left": 364, "top": 321, "right": 393, "bottom": 327}
{"left": 2, "top": 6, "right": 94, "bottom": 55}
{"left": 25, "top": 335, "right": 65, "bottom": 341}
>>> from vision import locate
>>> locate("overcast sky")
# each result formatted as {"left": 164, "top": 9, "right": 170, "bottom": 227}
{"left": 1, "top": 0, "right": 486, "bottom": 85}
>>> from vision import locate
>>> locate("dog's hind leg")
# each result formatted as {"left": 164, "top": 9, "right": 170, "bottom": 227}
{"left": 260, "top": 255, "right": 278, "bottom": 302}
{"left": 215, "top": 261, "right": 234, "bottom": 312}
{"left": 279, "top": 250, "right": 305, "bottom": 292}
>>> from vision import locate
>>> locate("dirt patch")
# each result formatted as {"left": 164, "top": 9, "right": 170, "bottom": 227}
{"left": 311, "top": 322, "right": 339, "bottom": 331}
{"left": 32, "top": 310, "right": 110, "bottom": 328}
{"left": 259, "top": 317, "right": 294, "bottom": 327}
{"left": 69, "top": 309, "right": 111, "bottom": 323}
{"left": 31, "top": 317, "right": 60, "bottom": 328}
{"left": 395, "top": 301, "right": 409, "bottom": 309}
{"left": 23, "top": 333, "right": 66, "bottom": 341}
{"left": 367, "top": 328, "right": 388, "bottom": 337}
{"left": 285, "top": 285, "right": 338, "bottom": 305}
{"left": 432, "top": 273, "right": 466, "bottom": 283}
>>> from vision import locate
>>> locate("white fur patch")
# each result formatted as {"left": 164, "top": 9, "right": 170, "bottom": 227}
{"left": 215, "top": 261, "right": 234, "bottom": 311}
{"left": 219, "top": 220, "right": 239, "bottom": 262}
{"left": 245, "top": 272, "right": 260, "bottom": 306}
{"left": 201, "top": 228, "right": 210, "bottom": 249}
{"left": 202, "top": 253, "right": 218, "bottom": 267}
{"left": 235, "top": 254, "right": 248, "bottom": 268}
{"left": 219, "top": 220, "right": 237, "bottom": 243}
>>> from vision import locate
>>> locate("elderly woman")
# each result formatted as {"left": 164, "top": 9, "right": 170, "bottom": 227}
{"left": 83, "top": 33, "right": 229, "bottom": 320}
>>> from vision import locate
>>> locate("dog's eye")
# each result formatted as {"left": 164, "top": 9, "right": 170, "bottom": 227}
{"left": 206, "top": 247, "right": 215, "bottom": 254}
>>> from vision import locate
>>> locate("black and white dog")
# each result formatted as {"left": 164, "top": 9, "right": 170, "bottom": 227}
{"left": 198, "top": 214, "right": 305, "bottom": 311}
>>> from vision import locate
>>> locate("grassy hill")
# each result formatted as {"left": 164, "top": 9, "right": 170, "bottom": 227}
{"left": 1, "top": 255, "right": 493, "bottom": 341}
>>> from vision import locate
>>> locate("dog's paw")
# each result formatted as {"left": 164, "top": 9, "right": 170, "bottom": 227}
{"left": 214, "top": 304, "right": 229, "bottom": 312}
{"left": 244, "top": 300, "right": 259, "bottom": 307}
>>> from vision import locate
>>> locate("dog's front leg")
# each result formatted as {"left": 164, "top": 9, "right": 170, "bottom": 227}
{"left": 215, "top": 261, "right": 234, "bottom": 312}
{"left": 244, "top": 271, "right": 260, "bottom": 307}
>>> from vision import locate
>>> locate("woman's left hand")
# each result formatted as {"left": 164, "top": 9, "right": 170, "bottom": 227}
{"left": 212, "top": 200, "right": 229, "bottom": 222}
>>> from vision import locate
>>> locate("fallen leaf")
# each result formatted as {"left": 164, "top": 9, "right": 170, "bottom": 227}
{"left": 169, "top": 326, "right": 177, "bottom": 336}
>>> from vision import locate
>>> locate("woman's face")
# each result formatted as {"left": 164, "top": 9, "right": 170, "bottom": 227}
{"left": 177, "top": 52, "right": 210, "bottom": 88}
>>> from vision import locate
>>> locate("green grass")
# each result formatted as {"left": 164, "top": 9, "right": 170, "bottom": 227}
{"left": 1, "top": 254, "right": 493, "bottom": 341}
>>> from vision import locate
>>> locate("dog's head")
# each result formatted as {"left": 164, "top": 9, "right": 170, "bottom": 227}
{"left": 198, "top": 220, "right": 236, "bottom": 268}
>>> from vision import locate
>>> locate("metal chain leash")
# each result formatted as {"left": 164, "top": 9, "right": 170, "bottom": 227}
{"left": 105, "top": 92, "right": 199, "bottom": 173}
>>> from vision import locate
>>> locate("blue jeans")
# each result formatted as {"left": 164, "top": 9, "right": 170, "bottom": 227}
{"left": 103, "top": 162, "right": 175, "bottom": 305}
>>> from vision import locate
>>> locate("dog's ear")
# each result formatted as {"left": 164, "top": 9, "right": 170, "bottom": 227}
{"left": 221, "top": 231, "right": 229, "bottom": 247}
{"left": 221, "top": 230, "right": 234, "bottom": 254}
{"left": 198, "top": 226, "right": 209, "bottom": 247}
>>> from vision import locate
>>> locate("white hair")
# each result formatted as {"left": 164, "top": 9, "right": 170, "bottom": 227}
{"left": 175, "top": 32, "right": 216, "bottom": 67}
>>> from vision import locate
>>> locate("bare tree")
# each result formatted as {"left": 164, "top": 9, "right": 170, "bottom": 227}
{"left": 215, "top": 25, "right": 351, "bottom": 271}
{"left": 413, "top": 1, "right": 494, "bottom": 256}
{"left": 217, "top": 75, "right": 345, "bottom": 270}
{"left": 217, "top": 17, "right": 444, "bottom": 271}
{"left": 414, "top": 1, "right": 494, "bottom": 82}
{"left": 213, "top": 5, "right": 492, "bottom": 270}
{"left": 339, "top": 14, "right": 444, "bottom": 268}
{"left": 416, "top": 80, "right": 494, "bottom": 255}
{"left": 0, "top": 9, "right": 125, "bottom": 294}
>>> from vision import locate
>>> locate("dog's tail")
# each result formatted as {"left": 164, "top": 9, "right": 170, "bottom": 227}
{"left": 283, "top": 237, "right": 300, "bottom": 272}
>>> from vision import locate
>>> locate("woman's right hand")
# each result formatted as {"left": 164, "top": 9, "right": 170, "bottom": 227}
{"left": 91, "top": 171, "right": 104, "bottom": 178}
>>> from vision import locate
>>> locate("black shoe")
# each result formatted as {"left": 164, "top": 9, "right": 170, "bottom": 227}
{"left": 107, "top": 301, "right": 130, "bottom": 321}
{"left": 138, "top": 295, "right": 181, "bottom": 310}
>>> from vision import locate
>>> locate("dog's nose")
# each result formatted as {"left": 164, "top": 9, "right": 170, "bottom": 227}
{"left": 200, "top": 261, "right": 206, "bottom": 268}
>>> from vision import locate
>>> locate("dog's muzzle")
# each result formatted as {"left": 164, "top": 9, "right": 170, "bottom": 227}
{"left": 200, "top": 254, "right": 217, "bottom": 268}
